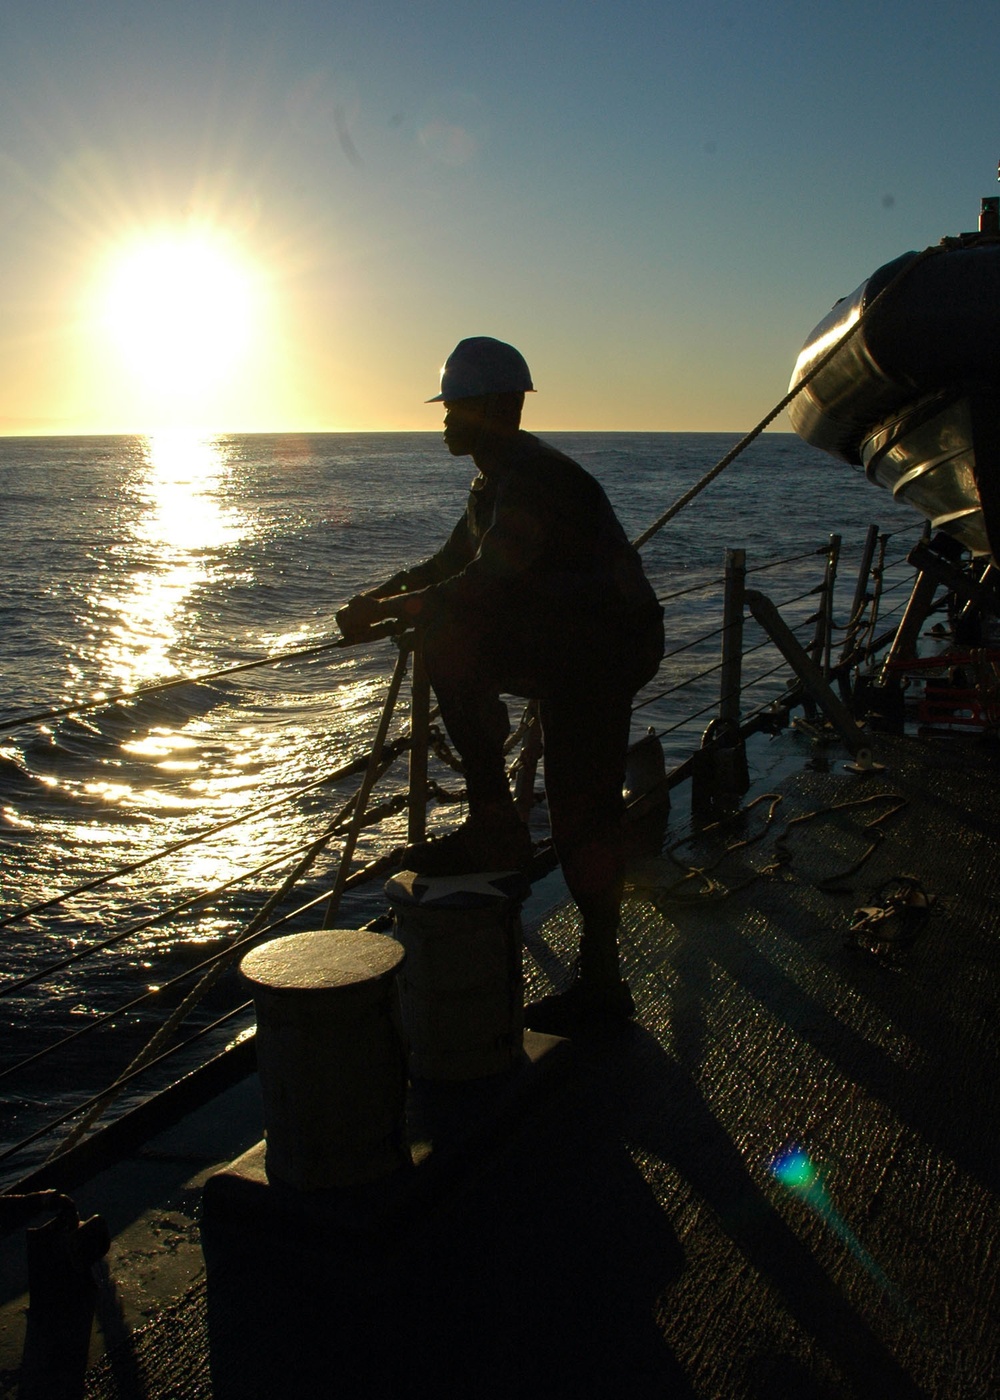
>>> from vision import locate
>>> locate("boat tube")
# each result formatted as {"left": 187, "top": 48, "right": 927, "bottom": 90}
{"left": 787, "top": 214, "right": 1000, "bottom": 557}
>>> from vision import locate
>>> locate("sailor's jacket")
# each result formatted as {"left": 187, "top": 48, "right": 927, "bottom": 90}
{"left": 377, "top": 431, "right": 660, "bottom": 633}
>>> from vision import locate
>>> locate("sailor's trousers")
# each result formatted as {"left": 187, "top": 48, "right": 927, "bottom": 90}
{"left": 421, "top": 595, "right": 664, "bottom": 941}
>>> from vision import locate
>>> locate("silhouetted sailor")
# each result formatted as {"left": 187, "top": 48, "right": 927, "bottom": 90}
{"left": 337, "top": 337, "right": 663, "bottom": 1029}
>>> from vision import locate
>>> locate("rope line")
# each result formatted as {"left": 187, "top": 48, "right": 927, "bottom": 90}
{"left": 0, "top": 631, "right": 381, "bottom": 736}
{"left": 1, "top": 841, "right": 315, "bottom": 999}
{"left": 0, "top": 1004, "right": 253, "bottom": 1172}
{"left": 48, "top": 763, "right": 413, "bottom": 1158}
{"left": 0, "top": 777, "right": 411, "bottom": 1001}
{"left": 646, "top": 793, "right": 785, "bottom": 904}
{"left": 772, "top": 792, "right": 908, "bottom": 889}
{"left": 50, "top": 764, "right": 382, "bottom": 1154}
{"left": 0, "top": 733, "right": 412, "bottom": 930}
{"left": 631, "top": 243, "right": 942, "bottom": 552}
{"left": 649, "top": 790, "right": 907, "bottom": 911}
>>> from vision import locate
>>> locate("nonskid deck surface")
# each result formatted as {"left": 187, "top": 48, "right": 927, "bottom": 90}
{"left": 68, "top": 732, "right": 1000, "bottom": 1397}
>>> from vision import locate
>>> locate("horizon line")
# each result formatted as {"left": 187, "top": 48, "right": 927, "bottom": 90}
{"left": 0, "top": 424, "right": 795, "bottom": 442}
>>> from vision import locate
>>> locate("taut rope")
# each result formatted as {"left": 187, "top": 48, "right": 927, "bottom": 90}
{"left": 631, "top": 244, "right": 942, "bottom": 550}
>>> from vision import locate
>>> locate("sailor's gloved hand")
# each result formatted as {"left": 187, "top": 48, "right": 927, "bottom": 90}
{"left": 336, "top": 592, "right": 387, "bottom": 641}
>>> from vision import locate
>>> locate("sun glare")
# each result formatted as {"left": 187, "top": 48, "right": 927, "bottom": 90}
{"left": 102, "top": 231, "right": 259, "bottom": 398}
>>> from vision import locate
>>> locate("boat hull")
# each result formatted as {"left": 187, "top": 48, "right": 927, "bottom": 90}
{"left": 788, "top": 240, "right": 1000, "bottom": 555}
{"left": 860, "top": 387, "right": 1000, "bottom": 557}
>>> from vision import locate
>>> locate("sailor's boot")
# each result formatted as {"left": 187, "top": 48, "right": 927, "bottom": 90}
{"left": 523, "top": 926, "right": 635, "bottom": 1035}
{"left": 401, "top": 800, "right": 533, "bottom": 877}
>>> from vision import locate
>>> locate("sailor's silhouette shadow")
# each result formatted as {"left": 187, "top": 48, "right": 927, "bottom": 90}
{"left": 587, "top": 1025, "right": 927, "bottom": 1400}
{"left": 204, "top": 1058, "right": 691, "bottom": 1400}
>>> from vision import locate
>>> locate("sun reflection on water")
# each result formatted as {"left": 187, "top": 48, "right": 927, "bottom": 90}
{"left": 67, "top": 433, "right": 274, "bottom": 873}
{"left": 81, "top": 430, "right": 356, "bottom": 901}
{"left": 16, "top": 430, "right": 393, "bottom": 946}
{"left": 99, "top": 433, "right": 244, "bottom": 692}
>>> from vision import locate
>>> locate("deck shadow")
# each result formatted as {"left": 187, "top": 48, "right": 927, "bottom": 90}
{"left": 203, "top": 1064, "right": 691, "bottom": 1400}
{"left": 588, "top": 1028, "right": 928, "bottom": 1399}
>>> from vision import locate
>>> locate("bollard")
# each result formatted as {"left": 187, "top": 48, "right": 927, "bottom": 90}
{"left": 691, "top": 717, "right": 749, "bottom": 823}
{"left": 18, "top": 1195, "right": 110, "bottom": 1400}
{"left": 239, "top": 929, "right": 408, "bottom": 1190}
{"left": 385, "top": 870, "right": 529, "bottom": 1081}
{"left": 624, "top": 727, "right": 667, "bottom": 806}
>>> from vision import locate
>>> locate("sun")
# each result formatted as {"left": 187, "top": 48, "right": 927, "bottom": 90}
{"left": 101, "top": 230, "right": 259, "bottom": 397}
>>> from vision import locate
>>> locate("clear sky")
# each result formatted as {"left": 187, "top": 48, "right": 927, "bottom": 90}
{"left": 1, "top": 0, "right": 997, "bottom": 436}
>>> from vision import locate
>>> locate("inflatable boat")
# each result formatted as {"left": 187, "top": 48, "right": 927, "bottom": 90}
{"left": 787, "top": 201, "right": 1000, "bottom": 557}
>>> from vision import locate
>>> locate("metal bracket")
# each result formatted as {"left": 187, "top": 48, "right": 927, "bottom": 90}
{"left": 745, "top": 589, "right": 877, "bottom": 771}
{"left": 907, "top": 542, "right": 1000, "bottom": 618}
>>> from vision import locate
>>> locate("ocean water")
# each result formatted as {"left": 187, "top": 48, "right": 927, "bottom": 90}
{"left": 0, "top": 430, "right": 921, "bottom": 1172}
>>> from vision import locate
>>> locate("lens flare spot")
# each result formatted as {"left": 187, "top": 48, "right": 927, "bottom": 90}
{"left": 772, "top": 1145, "right": 820, "bottom": 1192}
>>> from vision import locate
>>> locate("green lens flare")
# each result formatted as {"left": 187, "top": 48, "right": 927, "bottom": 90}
{"left": 772, "top": 1146, "right": 819, "bottom": 1191}
{"left": 770, "top": 1143, "right": 915, "bottom": 1324}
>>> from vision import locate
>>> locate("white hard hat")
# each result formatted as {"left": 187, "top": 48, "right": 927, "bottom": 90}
{"left": 426, "top": 337, "right": 535, "bottom": 402}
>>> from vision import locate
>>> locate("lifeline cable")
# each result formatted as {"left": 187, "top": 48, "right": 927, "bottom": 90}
{"left": 0, "top": 256, "right": 937, "bottom": 736}
{"left": 49, "top": 754, "right": 395, "bottom": 1157}
{"left": 7, "top": 819, "right": 413, "bottom": 1093}
{"left": 0, "top": 1004, "right": 253, "bottom": 1173}
{"left": 0, "top": 622, "right": 403, "bottom": 735}
{"left": 631, "top": 244, "right": 943, "bottom": 551}
{"left": 0, "top": 732, "right": 413, "bottom": 930}
{"left": 0, "top": 775, "right": 411, "bottom": 1000}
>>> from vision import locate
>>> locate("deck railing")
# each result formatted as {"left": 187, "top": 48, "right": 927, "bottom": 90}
{"left": 0, "top": 520, "right": 930, "bottom": 1190}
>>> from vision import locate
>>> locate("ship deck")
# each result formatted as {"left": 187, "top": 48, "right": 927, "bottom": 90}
{"left": 3, "top": 725, "right": 999, "bottom": 1398}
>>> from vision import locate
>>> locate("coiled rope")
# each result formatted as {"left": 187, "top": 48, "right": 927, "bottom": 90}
{"left": 646, "top": 789, "right": 907, "bottom": 909}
